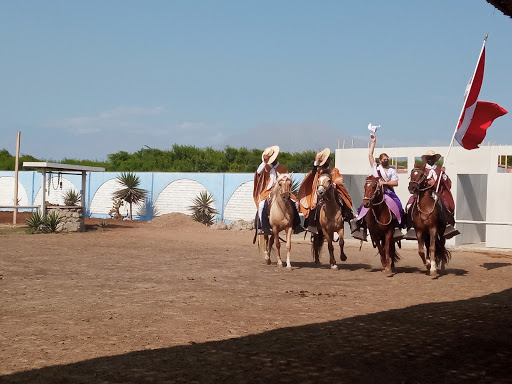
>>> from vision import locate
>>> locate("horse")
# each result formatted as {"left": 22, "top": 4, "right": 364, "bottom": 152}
{"left": 312, "top": 173, "right": 347, "bottom": 270}
{"left": 363, "top": 175, "right": 400, "bottom": 275}
{"left": 254, "top": 173, "right": 295, "bottom": 268}
{"left": 408, "top": 165, "right": 451, "bottom": 276}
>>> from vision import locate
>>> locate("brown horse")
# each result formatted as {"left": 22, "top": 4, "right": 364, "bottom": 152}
{"left": 312, "top": 173, "right": 347, "bottom": 270}
{"left": 256, "top": 173, "right": 295, "bottom": 268}
{"left": 363, "top": 176, "right": 400, "bottom": 275}
{"left": 408, "top": 165, "right": 451, "bottom": 276}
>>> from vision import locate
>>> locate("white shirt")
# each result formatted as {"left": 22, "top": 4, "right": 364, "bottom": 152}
{"left": 372, "top": 163, "right": 398, "bottom": 182}
{"left": 257, "top": 161, "right": 280, "bottom": 190}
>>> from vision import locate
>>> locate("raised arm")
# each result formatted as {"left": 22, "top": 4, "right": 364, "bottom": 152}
{"left": 369, "top": 135, "right": 376, "bottom": 167}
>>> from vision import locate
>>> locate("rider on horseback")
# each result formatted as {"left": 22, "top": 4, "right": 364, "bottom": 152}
{"left": 404, "top": 150, "right": 460, "bottom": 240}
{"left": 350, "top": 135, "right": 406, "bottom": 241}
{"left": 297, "top": 148, "right": 354, "bottom": 235}
{"left": 253, "top": 145, "right": 303, "bottom": 235}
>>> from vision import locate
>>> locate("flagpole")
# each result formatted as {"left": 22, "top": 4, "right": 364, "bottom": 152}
{"left": 436, "top": 33, "right": 488, "bottom": 193}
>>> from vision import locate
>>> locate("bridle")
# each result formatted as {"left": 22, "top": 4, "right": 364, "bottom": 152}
{"left": 409, "top": 168, "right": 436, "bottom": 220}
{"left": 364, "top": 178, "right": 392, "bottom": 226}
{"left": 316, "top": 175, "right": 335, "bottom": 203}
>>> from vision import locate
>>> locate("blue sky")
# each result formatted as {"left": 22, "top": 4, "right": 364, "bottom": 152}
{"left": 1, "top": 0, "right": 511, "bottom": 160}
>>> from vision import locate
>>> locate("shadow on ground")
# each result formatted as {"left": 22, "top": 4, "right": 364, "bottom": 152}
{"left": 1, "top": 289, "right": 511, "bottom": 384}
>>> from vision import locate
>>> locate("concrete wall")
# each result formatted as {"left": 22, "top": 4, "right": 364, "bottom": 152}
{"left": 335, "top": 145, "right": 512, "bottom": 249}
{"left": 0, "top": 171, "right": 306, "bottom": 224}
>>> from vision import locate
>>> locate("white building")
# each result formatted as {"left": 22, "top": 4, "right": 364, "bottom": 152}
{"left": 335, "top": 145, "right": 512, "bottom": 249}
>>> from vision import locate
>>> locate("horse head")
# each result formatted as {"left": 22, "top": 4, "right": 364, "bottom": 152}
{"left": 316, "top": 173, "right": 334, "bottom": 201}
{"left": 408, "top": 164, "right": 428, "bottom": 194}
{"left": 275, "top": 172, "right": 292, "bottom": 201}
{"left": 362, "top": 175, "right": 382, "bottom": 208}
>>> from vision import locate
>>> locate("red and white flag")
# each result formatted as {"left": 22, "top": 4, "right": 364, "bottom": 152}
{"left": 454, "top": 38, "right": 508, "bottom": 150}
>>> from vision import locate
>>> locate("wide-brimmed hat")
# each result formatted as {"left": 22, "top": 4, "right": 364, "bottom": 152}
{"left": 421, "top": 149, "right": 441, "bottom": 163}
{"left": 262, "top": 145, "right": 280, "bottom": 163}
{"left": 317, "top": 148, "right": 331, "bottom": 166}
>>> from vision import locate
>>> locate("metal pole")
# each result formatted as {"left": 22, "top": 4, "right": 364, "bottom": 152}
{"left": 13, "top": 131, "right": 21, "bottom": 225}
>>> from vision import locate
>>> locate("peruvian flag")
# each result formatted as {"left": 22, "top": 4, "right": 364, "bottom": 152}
{"left": 454, "top": 38, "right": 508, "bottom": 150}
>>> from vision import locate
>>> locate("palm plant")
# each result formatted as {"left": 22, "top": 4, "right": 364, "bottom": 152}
{"left": 113, "top": 172, "right": 147, "bottom": 220}
{"left": 189, "top": 191, "right": 218, "bottom": 226}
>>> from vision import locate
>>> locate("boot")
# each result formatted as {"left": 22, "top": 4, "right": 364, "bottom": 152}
{"left": 257, "top": 203, "right": 272, "bottom": 235}
{"left": 294, "top": 224, "right": 305, "bottom": 234}
{"left": 444, "top": 224, "right": 460, "bottom": 239}
{"left": 393, "top": 228, "right": 404, "bottom": 242}
{"left": 403, "top": 227, "right": 417, "bottom": 240}
{"left": 306, "top": 208, "right": 319, "bottom": 235}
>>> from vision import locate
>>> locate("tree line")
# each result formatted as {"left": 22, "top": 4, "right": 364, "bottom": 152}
{"left": 0, "top": 145, "right": 318, "bottom": 173}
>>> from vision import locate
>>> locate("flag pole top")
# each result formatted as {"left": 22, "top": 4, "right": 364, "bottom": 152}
{"left": 485, "top": 33, "right": 488, "bottom": 41}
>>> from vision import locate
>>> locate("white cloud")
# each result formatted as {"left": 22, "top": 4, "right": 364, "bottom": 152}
{"left": 44, "top": 106, "right": 166, "bottom": 135}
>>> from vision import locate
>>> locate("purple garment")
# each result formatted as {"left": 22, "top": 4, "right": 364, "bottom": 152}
{"left": 357, "top": 189, "right": 405, "bottom": 226}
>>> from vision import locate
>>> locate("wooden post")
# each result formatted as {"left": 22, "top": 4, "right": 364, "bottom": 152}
{"left": 343, "top": 139, "right": 346, "bottom": 149}
{"left": 13, "top": 131, "right": 21, "bottom": 225}
{"left": 41, "top": 169, "right": 46, "bottom": 216}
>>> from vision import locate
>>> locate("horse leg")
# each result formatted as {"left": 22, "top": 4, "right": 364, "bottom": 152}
{"left": 416, "top": 229, "right": 428, "bottom": 270}
{"left": 429, "top": 226, "right": 438, "bottom": 277}
{"left": 273, "top": 231, "right": 283, "bottom": 267}
{"left": 266, "top": 235, "right": 274, "bottom": 265}
{"left": 325, "top": 233, "right": 338, "bottom": 270}
{"left": 375, "top": 240, "right": 386, "bottom": 271}
{"left": 384, "top": 230, "right": 393, "bottom": 275}
{"left": 285, "top": 227, "right": 292, "bottom": 269}
{"left": 338, "top": 228, "right": 347, "bottom": 262}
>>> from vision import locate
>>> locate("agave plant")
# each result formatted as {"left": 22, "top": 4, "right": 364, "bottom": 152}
{"left": 26, "top": 211, "right": 47, "bottom": 233}
{"left": 113, "top": 172, "right": 147, "bottom": 220}
{"left": 63, "top": 189, "right": 81, "bottom": 206}
{"left": 26, "top": 210, "right": 62, "bottom": 233}
{"left": 189, "top": 191, "right": 218, "bottom": 226}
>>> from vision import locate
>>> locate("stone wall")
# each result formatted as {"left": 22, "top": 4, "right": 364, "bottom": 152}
{"left": 47, "top": 206, "right": 84, "bottom": 232}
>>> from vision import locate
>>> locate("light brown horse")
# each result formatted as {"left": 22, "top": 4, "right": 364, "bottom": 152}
{"left": 408, "top": 165, "right": 451, "bottom": 276}
{"left": 363, "top": 176, "right": 400, "bottom": 275}
{"left": 312, "top": 173, "right": 347, "bottom": 270}
{"left": 259, "top": 173, "right": 295, "bottom": 268}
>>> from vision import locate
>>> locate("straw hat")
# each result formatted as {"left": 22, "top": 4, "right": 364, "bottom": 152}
{"left": 421, "top": 149, "right": 441, "bottom": 163}
{"left": 317, "top": 148, "right": 331, "bottom": 166}
{"left": 262, "top": 145, "right": 280, "bottom": 163}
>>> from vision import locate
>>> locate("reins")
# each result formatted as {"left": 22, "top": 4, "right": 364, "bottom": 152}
{"left": 409, "top": 168, "right": 436, "bottom": 221}
{"left": 365, "top": 179, "right": 392, "bottom": 226}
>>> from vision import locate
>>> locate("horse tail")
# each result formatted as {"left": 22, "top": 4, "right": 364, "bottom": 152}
{"left": 435, "top": 234, "right": 451, "bottom": 265}
{"left": 312, "top": 232, "right": 324, "bottom": 262}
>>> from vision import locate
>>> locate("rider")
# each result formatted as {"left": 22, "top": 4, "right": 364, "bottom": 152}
{"left": 298, "top": 148, "right": 354, "bottom": 235}
{"left": 404, "top": 150, "right": 460, "bottom": 240}
{"left": 253, "top": 145, "right": 303, "bottom": 235}
{"left": 350, "top": 135, "right": 405, "bottom": 241}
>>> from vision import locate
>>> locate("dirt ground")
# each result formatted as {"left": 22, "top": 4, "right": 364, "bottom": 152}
{"left": 1, "top": 211, "right": 512, "bottom": 383}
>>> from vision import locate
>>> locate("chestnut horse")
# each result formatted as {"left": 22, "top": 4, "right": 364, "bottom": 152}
{"left": 408, "top": 165, "right": 451, "bottom": 276}
{"left": 363, "top": 176, "right": 400, "bottom": 275}
{"left": 312, "top": 173, "right": 347, "bottom": 270}
{"left": 256, "top": 173, "right": 295, "bottom": 268}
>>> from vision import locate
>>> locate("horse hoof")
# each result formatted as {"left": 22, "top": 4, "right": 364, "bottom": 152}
{"left": 430, "top": 269, "right": 438, "bottom": 277}
{"left": 265, "top": 258, "right": 271, "bottom": 265}
{"left": 286, "top": 264, "right": 292, "bottom": 269}
{"left": 385, "top": 268, "right": 393, "bottom": 277}
{"left": 331, "top": 264, "right": 338, "bottom": 270}
{"left": 340, "top": 253, "right": 347, "bottom": 262}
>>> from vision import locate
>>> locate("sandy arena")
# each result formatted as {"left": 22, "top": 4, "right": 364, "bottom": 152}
{"left": 1, "top": 211, "right": 511, "bottom": 383}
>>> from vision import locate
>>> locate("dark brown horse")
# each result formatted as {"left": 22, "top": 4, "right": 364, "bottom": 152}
{"left": 312, "top": 173, "right": 347, "bottom": 270}
{"left": 408, "top": 165, "right": 451, "bottom": 276}
{"left": 363, "top": 176, "right": 400, "bottom": 275}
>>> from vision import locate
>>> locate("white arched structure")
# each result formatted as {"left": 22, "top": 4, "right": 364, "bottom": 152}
{"left": 34, "top": 177, "right": 78, "bottom": 207}
{"left": 89, "top": 178, "right": 145, "bottom": 218}
{"left": 0, "top": 176, "right": 29, "bottom": 206}
{"left": 154, "top": 179, "right": 211, "bottom": 216}
{"left": 223, "top": 181, "right": 256, "bottom": 221}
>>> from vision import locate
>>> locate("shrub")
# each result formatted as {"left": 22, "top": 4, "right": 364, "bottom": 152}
{"left": 26, "top": 210, "right": 62, "bottom": 233}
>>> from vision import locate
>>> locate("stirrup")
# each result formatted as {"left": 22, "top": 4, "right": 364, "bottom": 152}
{"left": 307, "top": 225, "right": 318, "bottom": 235}
{"left": 393, "top": 228, "right": 404, "bottom": 242}
{"left": 258, "top": 227, "right": 272, "bottom": 235}
{"left": 352, "top": 228, "right": 367, "bottom": 241}
{"left": 403, "top": 228, "right": 417, "bottom": 241}
{"left": 294, "top": 225, "right": 305, "bottom": 234}
{"left": 444, "top": 224, "right": 460, "bottom": 239}
{"left": 349, "top": 219, "right": 359, "bottom": 234}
